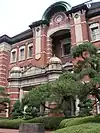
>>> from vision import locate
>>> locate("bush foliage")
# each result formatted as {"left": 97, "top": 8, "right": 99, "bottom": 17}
{"left": 0, "top": 116, "right": 64, "bottom": 129}
{"left": 59, "top": 116, "right": 100, "bottom": 128}
{"left": 53, "top": 123, "right": 100, "bottom": 133}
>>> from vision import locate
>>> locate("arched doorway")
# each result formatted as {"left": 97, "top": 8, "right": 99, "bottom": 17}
{"left": 48, "top": 28, "right": 71, "bottom": 64}
{"left": 51, "top": 29, "right": 71, "bottom": 64}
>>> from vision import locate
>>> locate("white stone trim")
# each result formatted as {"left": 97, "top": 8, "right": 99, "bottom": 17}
{"left": 0, "top": 68, "right": 7, "bottom": 71}
{"left": 19, "top": 88, "right": 24, "bottom": 102}
{"left": 35, "top": 26, "right": 41, "bottom": 60}
{"left": 8, "top": 92, "right": 19, "bottom": 94}
{"left": 47, "top": 48, "right": 52, "bottom": 51}
{"left": 0, "top": 42, "right": 11, "bottom": 52}
{"left": 97, "top": 49, "right": 100, "bottom": 54}
{"left": 89, "top": 23, "right": 99, "bottom": 29}
{"left": 0, "top": 56, "right": 8, "bottom": 60}
{"left": 70, "top": 21, "right": 87, "bottom": 27}
{"left": 75, "top": 95, "right": 80, "bottom": 116}
{"left": 10, "top": 98, "right": 19, "bottom": 100}
{"left": 47, "top": 24, "right": 70, "bottom": 37}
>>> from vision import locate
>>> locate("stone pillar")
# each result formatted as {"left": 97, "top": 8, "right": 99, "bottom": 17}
{"left": 45, "top": 101, "right": 49, "bottom": 114}
{"left": 96, "top": 100, "right": 100, "bottom": 114}
{"left": 71, "top": 98, "right": 74, "bottom": 116}
{"left": 19, "top": 88, "right": 24, "bottom": 102}
{"left": 30, "top": 22, "right": 48, "bottom": 67}
{"left": 6, "top": 103, "right": 9, "bottom": 118}
{"left": 47, "top": 37, "right": 52, "bottom": 63}
{"left": 70, "top": 8, "right": 89, "bottom": 47}
{"left": 75, "top": 96, "right": 80, "bottom": 116}
{"left": 40, "top": 104, "right": 45, "bottom": 116}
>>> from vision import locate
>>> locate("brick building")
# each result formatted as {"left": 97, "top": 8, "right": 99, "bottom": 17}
{"left": 0, "top": 1, "right": 100, "bottom": 117}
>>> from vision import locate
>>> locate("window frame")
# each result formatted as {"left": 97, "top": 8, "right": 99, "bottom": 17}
{"left": 89, "top": 23, "right": 100, "bottom": 41}
{"left": 10, "top": 49, "right": 17, "bottom": 63}
{"left": 19, "top": 46, "right": 25, "bottom": 61}
{"left": 60, "top": 38, "right": 71, "bottom": 57}
{"left": 27, "top": 43, "right": 33, "bottom": 59}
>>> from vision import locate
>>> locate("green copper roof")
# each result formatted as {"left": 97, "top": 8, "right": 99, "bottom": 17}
{"left": 42, "top": 1, "right": 71, "bottom": 21}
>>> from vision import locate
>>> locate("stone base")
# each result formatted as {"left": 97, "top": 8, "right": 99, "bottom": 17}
{"left": 19, "top": 123, "right": 45, "bottom": 133}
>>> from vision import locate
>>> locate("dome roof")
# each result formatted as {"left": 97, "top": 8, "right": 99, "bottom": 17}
{"left": 10, "top": 66, "right": 21, "bottom": 73}
{"left": 49, "top": 56, "right": 62, "bottom": 64}
{"left": 42, "top": 1, "right": 71, "bottom": 21}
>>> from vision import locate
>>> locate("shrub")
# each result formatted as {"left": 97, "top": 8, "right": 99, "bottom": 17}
{"left": 59, "top": 115, "right": 100, "bottom": 128}
{"left": 0, "top": 116, "right": 64, "bottom": 130}
{"left": 53, "top": 123, "right": 100, "bottom": 133}
{"left": 27, "top": 116, "right": 64, "bottom": 130}
{"left": 0, "top": 119, "right": 25, "bottom": 129}
{"left": 12, "top": 100, "right": 23, "bottom": 119}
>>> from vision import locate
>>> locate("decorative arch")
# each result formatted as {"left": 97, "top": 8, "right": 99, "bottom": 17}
{"left": 42, "top": 1, "right": 71, "bottom": 21}
{"left": 47, "top": 23, "right": 70, "bottom": 37}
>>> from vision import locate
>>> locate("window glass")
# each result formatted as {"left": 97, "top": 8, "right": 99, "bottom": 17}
{"left": 91, "top": 27, "right": 100, "bottom": 40}
{"left": 63, "top": 43, "right": 70, "bottom": 55}
{"left": 20, "top": 48, "right": 25, "bottom": 60}
{"left": 28, "top": 46, "right": 32, "bottom": 57}
{"left": 12, "top": 51, "right": 16, "bottom": 62}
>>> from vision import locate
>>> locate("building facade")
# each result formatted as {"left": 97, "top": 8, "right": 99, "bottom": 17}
{"left": 0, "top": 1, "right": 100, "bottom": 117}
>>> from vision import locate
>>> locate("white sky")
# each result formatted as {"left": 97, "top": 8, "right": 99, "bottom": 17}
{"left": 0, "top": 0, "right": 99, "bottom": 37}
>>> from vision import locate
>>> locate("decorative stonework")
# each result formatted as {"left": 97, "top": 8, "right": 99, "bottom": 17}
{"left": 54, "top": 13, "right": 64, "bottom": 23}
{"left": 35, "top": 26, "right": 42, "bottom": 60}
{"left": 47, "top": 23, "right": 70, "bottom": 37}
{"left": 73, "top": 12, "right": 83, "bottom": 43}
{"left": 0, "top": 42, "right": 11, "bottom": 52}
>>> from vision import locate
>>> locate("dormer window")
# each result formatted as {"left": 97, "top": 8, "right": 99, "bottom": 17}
{"left": 90, "top": 23, "right": 100, "bottom": 41}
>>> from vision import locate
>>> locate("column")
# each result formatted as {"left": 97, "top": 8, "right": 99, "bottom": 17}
{"left": 6, "top": 103, "right": 9, "bottom": 118}
{"left": 47, "top": 37, "right": 52, "bottom": 63}
{"left": 71, "top": 98, "right": 74, "bottom": 116}
{"left": 19, "top": 88, "right": 24, "bottom": 102}
{"left": 96, "top": 100, "right": 100, "bottom": 114}
{"left": 75, "top": 95, "right": 80, "bottom": 116}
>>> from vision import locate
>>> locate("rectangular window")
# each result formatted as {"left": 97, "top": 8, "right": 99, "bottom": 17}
{"left": 12, "top": 51, "right": 16, "bottom": 62}
{"left": 20, "top": 49, "right": 25, "bottom": 60}
{"left": 61, "top": 38, "right": 71, "bottom": 56}
{"left": 91, "top": 27, "right": 100, "bottom": 40}
{"left": 63, "top": 43, "right": 70, "bottom": 55}
{"left": 28, "top": 46, "right": 33, "bottom": 57}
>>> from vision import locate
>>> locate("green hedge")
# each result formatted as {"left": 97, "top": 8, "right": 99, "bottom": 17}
{"left": 0, "top": 119, "right": 24, "bottom": 129}
{"left": 0, "top": 116, "right": 64, "bottom": 130}
{"left": 27, "top": 116, "right": 64, "bottom": 130}
{"left": 53, "top": 123, "right": 100, "bottom": 133}
{"left": 59, "top": 115, "right": 100, "bottom": 128}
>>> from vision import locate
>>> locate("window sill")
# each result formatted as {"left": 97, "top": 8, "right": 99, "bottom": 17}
{"left": 61, "top": 54, "right": 72, "bottom": 58}
{"left": 27, "top": 57, "right": 33, "bottom": 60}
{"left": 10, "top": 61, "right": 16, "bottom": 64}
{"left": 91, "top": 39, "right": 100, "bottom": 43}
{"left": 18, "top": 59, "right": 25, "bottom": 62}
